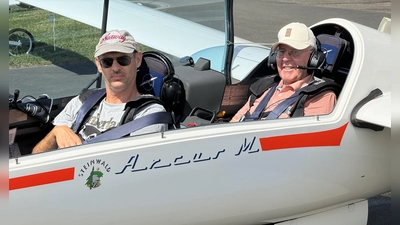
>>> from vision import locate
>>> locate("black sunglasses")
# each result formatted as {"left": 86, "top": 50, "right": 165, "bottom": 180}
{"left": 99, "top": 55, "right": 133, "bottom": 68}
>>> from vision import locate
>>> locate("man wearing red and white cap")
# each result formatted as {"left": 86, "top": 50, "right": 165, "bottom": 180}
{"left": 33, "top": 30, "right": 167, "bottom": 153}
{"left": 231, "top": 22, "right": 336, "bottom": 122}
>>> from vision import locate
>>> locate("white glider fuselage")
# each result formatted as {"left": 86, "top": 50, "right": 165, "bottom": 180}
{"left": 8, "top": 1, "right": 390, "bottom": 224}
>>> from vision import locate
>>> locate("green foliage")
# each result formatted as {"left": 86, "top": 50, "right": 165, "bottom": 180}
{"left": 9, "top": 5, "right": 151, "bottom": 68}
{"left": 9, "top": 6, "right": 100, "bottom": 68}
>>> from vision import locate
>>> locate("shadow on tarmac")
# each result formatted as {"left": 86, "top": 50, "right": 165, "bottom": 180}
{"left": 26, "top": 41, "right": 97, "bottom": 75}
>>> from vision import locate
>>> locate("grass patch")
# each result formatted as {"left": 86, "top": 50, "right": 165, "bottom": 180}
{"left": 9, "top": 5, "right": 151, "bottom": 68}
{"left": 9, "top": 6, "right": 100, "bottom": 68}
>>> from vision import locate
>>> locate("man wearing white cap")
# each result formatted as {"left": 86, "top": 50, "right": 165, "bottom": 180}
{"left": 231, "top": 22, "right": 337, "bottom": 122}
{"left": 33, "top": 30, "right": 167, "bottom": 153}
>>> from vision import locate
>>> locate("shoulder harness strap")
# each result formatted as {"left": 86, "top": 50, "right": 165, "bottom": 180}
{"left": 83, "top": 111, "right": 173, "bottom": 144}
{"left": 72, "top": 88, "right": 105, "bottom": 133}
{"left": 73, "top": 90, "right": 169, "bottom": 133}
{"left": 244, "top": 74, "right": 280, "bottom": 120}
{"left": 120, "top": 95, "right": 166, "bottom": 124}
{"left": 74, "top": 92, "right": 173, "bottom": 144}
{"left": 248, "top": 74, "right": 281, "bottom": 99}
{"left": 245, "top": 76, "right": 341, "bottom": 120}
{"left": 84, "top": 95, "right": 172, "bottom": 144}
{"left": 290, "top": 78, "right": 342, "bottom": 117}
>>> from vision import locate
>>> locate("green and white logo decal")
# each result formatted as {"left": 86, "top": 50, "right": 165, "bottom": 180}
{"left": 85, "top": 167, "right": 104, "bottom": 190}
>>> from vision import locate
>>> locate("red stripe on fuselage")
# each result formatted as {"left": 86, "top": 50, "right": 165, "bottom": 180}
{"left": 9, "top": 167, "right": 75, "bottom": 190}
{"left": 260, "top": 123, "right": 348, "bottom": 151}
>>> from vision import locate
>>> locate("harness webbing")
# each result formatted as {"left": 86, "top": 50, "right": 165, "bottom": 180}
{"left": 245, "top": 82, "right": 278, "bottom": 121}
{"left": 264, "top": 87, "right": 306, "bottom": 119}
{"left": 265, "top": 80, "right": 317, "bottom": 119}
{"left": 72, "top": 89, "right": 105, "bottom": 133}
{"left": 246, "top": 80, "right": 316, "bottom": 120}
{"left": 83, "top": 111, "right": 173, "bottom": 144}
{"left": 71, "top": 88, "right": 173, "bottom": 144}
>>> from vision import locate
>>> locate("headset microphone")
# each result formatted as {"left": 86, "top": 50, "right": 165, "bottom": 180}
{"left": 297, "top": 65, "right": 317, "bottom": 70}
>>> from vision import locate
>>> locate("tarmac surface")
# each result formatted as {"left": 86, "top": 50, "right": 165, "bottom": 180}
{"left": 233, "top": 0, "right": 390, "bottom": 45}
{"left": 274, "top": 0, "right": 390, "bottom": 13}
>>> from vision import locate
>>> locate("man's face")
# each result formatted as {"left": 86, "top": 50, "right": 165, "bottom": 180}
{"left": 95, "top": 51, "right": 142, "bottom": 93}
{"left": 276, "top": 44, "right": 313, "bottom": 84}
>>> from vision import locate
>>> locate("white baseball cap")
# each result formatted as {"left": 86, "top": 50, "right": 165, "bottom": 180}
{"left": 271, "top": 22, "right": 316, "bottom": 51}
{"left": 94, "top": 30, "right": 138, "bottom": 57}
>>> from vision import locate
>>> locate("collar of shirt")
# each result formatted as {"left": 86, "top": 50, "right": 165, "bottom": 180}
{"left": 276, "top": 75, "right": 314, "bottom": 92}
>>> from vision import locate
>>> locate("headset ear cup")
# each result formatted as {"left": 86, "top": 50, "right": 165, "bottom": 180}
{"left": 268, "top": 50, "right": 277, "bottom": 70}
{"left": 307, "top": 50, "right": 326, "bottom": 76}
{"left": 161, "top": 76, "right": 184, "bottom": 114}
{"left": 308, "top": 50, "right": 317, "bottom": 68}
{"left": 308, "top": 49, "right": 326, "bottom": 68}
{"left": 316, "top": 50, "right": 326, "bottom": 68}
{"left": 308, "top": 50, "right": 325, "bottom": 68}
{"left": 307, "top": 38, "right": 326, "bottom": 75}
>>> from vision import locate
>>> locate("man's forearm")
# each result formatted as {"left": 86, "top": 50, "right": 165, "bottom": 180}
{"left": 32, "top": 130, "right": 58, "bottom": 154}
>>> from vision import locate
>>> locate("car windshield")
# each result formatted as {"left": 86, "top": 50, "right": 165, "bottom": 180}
{"left": 9, "top": 0, "right": 226, "bottom": 99}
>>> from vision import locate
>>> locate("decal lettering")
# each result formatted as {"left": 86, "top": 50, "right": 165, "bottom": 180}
{"left": 115, "top": 154, "right": 148, "bottom": 174}
{"left": 235, "top": 137, "right": 259, "bottom": 156}
{"left": 78, "top": 159, "right": 111, "bottom": 177}
{"left": 115, "top": 137, "right": 262, "bottom": 176}
{"left": 193, "top": 153, "right": 211, "bottom": 162}
{"left": 150, "top": 159, "right": 171, "bottom": 169}
{"left": 115, "top": 155, "right": 137, "bottom": 174}
{"left": 174, "top": 155, "right": 191, "bottom": 165}
{"left": 115, "top": 148, "right": 229, "bottom": 175}
{"left": 213, "top": 149, "right": 225, "bottom": 159}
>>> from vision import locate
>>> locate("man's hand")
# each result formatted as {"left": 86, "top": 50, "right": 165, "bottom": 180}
{"left": 32, "top": 125, "right": 82, "bottom": 154}
{"left": 53, "top": 126, "right": 82, "bottom": 148}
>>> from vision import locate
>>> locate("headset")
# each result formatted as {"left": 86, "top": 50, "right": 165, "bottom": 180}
{"left": 267, "top": 38, "right": 326, "bottom": 75}
{"left": 136, "top": 51, "right": 186, "bottom": 125}
{"left": 140, "top": 51, "right": 185, "bottom": 117}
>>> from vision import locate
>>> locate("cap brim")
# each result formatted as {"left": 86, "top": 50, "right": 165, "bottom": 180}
{"left": 94, "top": 46, "right": 136, "bottom": 57}
{"left": 271, "top": 40, "right": 310, "bottom": 51}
